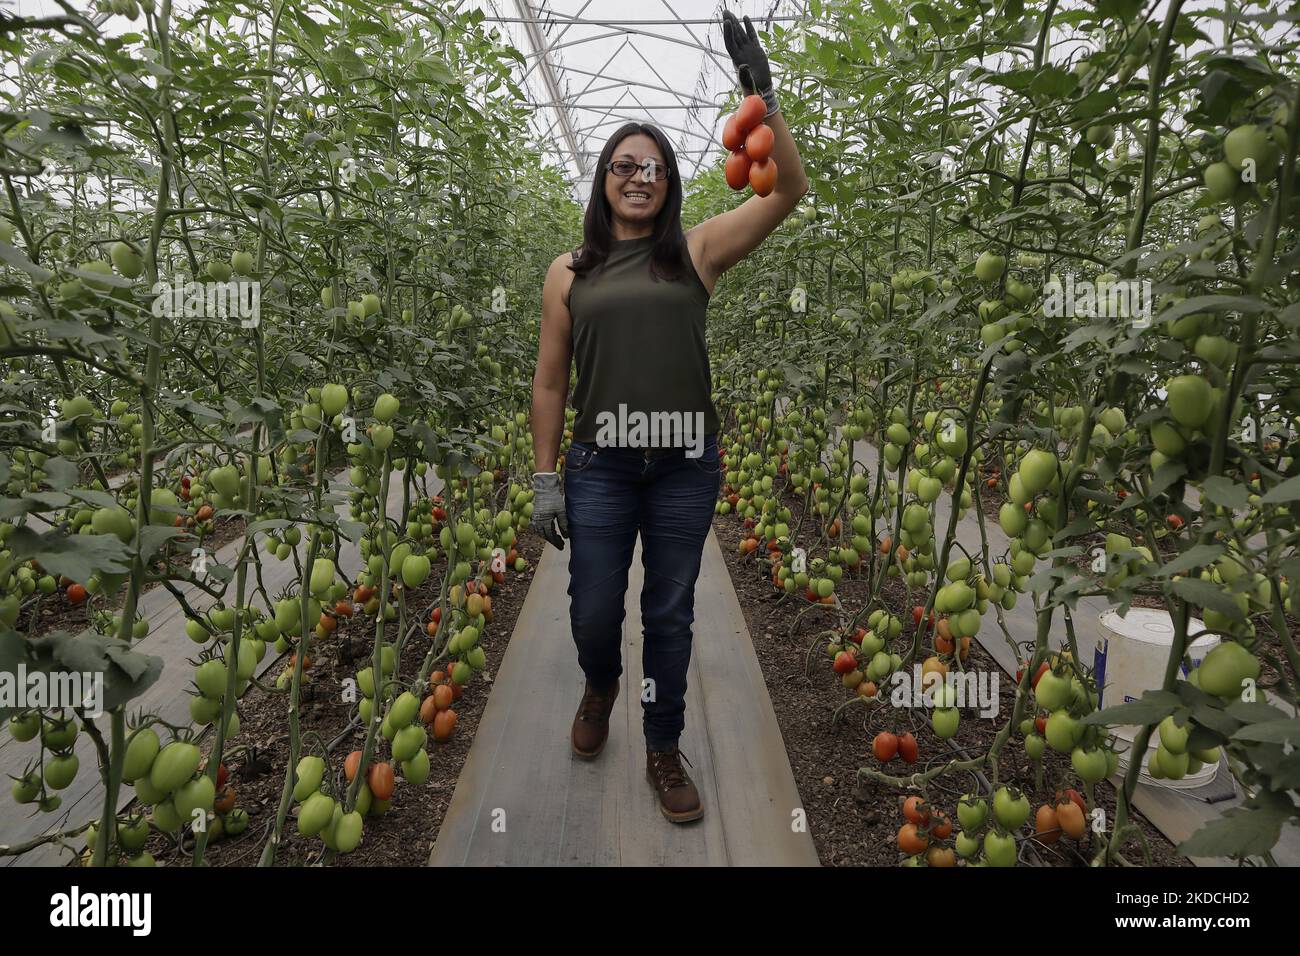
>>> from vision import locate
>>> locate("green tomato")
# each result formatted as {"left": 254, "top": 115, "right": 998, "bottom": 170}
{"left": 1044, "top": 710, "right": 1080, "bottom": 753}
{"left": 151, "top": 799, "right": 182, "bottom": 833}
{"left": 389, "top": 691, "right": 419, "bottom": 728}
{"left": 150, "top": 741, "right": 201, "bottom": 794}
{"left": 983, "top": 829, "right": 1017, "bottom": 867}
{"left": 118, "top": 815, "right": 150, "bottom": 852}
{"left": 298, "top": 792, "right": 336, "bottom": 837}
{"left": 1157, "top": 715, "right": 1190, "bottom": 754}
{"left": 392, "top": 724, "right": 427, "bottom": 762}
{"left": 310, "top": 557, "right": 336, "bottom": 595}
{"left": 373, "top": 393, "right": 400, "bottom": 421}
{"left": 1024, "top": 733, "right": 1046, "bottom": 761}
{"left": 43, "top": 752, "right": 80, "bottom": 790}
{"left": 956, "top": 794, "right": 987, "bottom": 831}
{"left": 194, "top": 659, "right": 228, "bottom": 699}
{"left": 334, "top": 811, "right": 364, "bottom": 853}
{"left": 992, "top": 786, "right": 1030, "bottom": 830}
{"left": 294, "top": 755, "right": 326, "bottom": 802}
{"left": 8, "top": 712, "right": 41, "bottom": 742}
{"left": 932, "top": 707, "right": 960, "bottom": 739}
{"left": 1071, "top": 746, "right": 1109, "bottom": 784}
{"left": 1196, "top": 642, "right": 1259, "bottom": 699}
{"left": 12, "top": 772, "right": 42, "bottom": 804}
{"left": 173, "top": 774, "right": 215, "bottom": 820}
{"left": 122, "top": 727, "right": 161, "bottom": 782}
{"left": 402, "top": 748, "right": 431, "bottom": 786}
{"left": 401, "top": 553, "right": 431, "bottom": 589}
{"left": 1034, "top": 669, "right": 1073, "bottom": 711}
{"left": 132, "top": 774, "right": 166, "bottom": 806}
{"left": 224, "top": 807, "right": 250, "bottom": 836}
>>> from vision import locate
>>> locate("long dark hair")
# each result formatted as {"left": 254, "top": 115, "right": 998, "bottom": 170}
{"left": 570, "top": 122, "right": 688, "bottom": 283}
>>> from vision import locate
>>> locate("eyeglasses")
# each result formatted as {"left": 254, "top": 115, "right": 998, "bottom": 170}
{"left": 605, "top": 159, "right": 671, "bottom": 182}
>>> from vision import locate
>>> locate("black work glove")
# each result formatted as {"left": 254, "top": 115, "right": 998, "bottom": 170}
{"left": 722, "top": 9, "right": 779, "bottom": 117}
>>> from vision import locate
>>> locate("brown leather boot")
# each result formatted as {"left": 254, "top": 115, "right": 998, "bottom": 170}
{"left": 646, "top": 748, "right": 703, "bottom": 823}
{"left": 571, "top": 679, "right": 620, "bottom": 758}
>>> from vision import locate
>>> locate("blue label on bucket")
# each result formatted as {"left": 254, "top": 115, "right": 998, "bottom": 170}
{"left": 1094, "top": 639, "right": 1107, "bottom": 708}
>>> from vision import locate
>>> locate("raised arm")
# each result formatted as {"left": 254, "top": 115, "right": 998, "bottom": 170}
{"left": 689, "top": 11, "right": 810, "bottom": 283}
{"left": 689, "top": 109, "right": 809, "bottom": 280}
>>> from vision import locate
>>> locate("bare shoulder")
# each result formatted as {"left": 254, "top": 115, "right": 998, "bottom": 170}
{"left": 546, "top": 250, "right": 578, "bottom": 308}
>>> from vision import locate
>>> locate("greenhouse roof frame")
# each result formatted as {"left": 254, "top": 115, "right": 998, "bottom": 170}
{"left": 477, "top": 0, "right": 804, "bottom": 201}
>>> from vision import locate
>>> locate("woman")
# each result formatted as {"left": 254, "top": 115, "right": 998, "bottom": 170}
{"left": 529, "top": 11, "right": 808, "bottom": 823}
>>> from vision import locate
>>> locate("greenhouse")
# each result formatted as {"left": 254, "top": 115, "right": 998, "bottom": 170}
{"left": 0, "top": 0, "right": 1296, "bottom": 914}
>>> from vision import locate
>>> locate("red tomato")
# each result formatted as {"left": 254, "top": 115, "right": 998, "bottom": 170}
{"left": 721, "top": 114, "right": 744, "bottom": 151}
{"left": 903, "top": 795, "right": 930, "bottom": 824}
{"left": 744, "top": 122, "right": 774, "bottom": 162}
{"left": 748, "top": 158, "right": 777, "bottom": 197}
{"left": 367, "top": 762, "right": 396, "bottom": 801}
{"left": 725, "top": 149, "right": 751, "bottom": 190}
{"left": 1032, "top": 661, "right": 1049, "bottom": 689}
{"left": 1055, "top": 788, "right": 1087, "bottom": 816}
{"left": 735, "top": 95, "right": 766, "bottom": 134}
{"left": 344, "top": 749, "right": 363, "bottom": 782}
{"left": 872, "top": 731, "right": 899, "bottom": 762}
{"left": 930, "top": 810, "right": 953, "bottom": 839}
{"left": 898, "top": 732, "right": 919, "bottom": 764}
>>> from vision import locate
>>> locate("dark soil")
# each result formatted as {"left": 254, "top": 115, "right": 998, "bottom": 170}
{"left": 127, "top": 528, "right": 545, "bottom": 868}
{"left": 712, "top": 479, "right": 1190, "bottom": 868}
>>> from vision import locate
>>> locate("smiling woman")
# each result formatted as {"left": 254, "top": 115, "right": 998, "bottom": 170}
{"left": 528, "top": 10, "right": 808, "bottom": 826}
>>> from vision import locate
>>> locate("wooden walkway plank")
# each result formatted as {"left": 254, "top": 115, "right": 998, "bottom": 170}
{"left": 429, "top": 529, "right": 819, "bottom": 867}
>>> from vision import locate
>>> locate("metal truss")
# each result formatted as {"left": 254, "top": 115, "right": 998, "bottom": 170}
{"left": 487, "top": 1, "right": 803, "bottom": 195}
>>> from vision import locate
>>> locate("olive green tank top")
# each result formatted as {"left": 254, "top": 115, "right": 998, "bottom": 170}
{"left": 568, "top": 236, "right": 720, "bottom": 448}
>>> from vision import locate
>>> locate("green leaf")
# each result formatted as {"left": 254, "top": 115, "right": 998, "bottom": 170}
{"left": 1156, "top": 294, "right": 1272, "bottom": 324}
{"left": 1, "top": 628, "right": 163, "bottom": 721}
{"left": 1080, "top": 691, "right": 1181, "bottom": 727}
{"left": 1201, "top": 475, "right": 1248, "bottom": 509}
{"left": 4, "top": 525, "right": 132, "bottom": 583}
{"left": 139, "top": 525, "right": 188, "bottom": 564}
{"left": 1232, "top": 719, "right": 1300, "bottom": 745}
{"left": 1156, "top": 543, "right": 1224, "bottom": 578}
{"left": 1261, "top": 474, "right": 1300, "bottom": 505}
{"left": 1171, "top": 577, "right": 1244, "bottom": 620}
{"left": 1178, "top": 800, "right": 1291, "bottom": 859}
{"left": 41, "top": 457, "right": 80, "bottom": 491}
{"left": 0, "top": 241, "right": 54, "bottom": 281}
{"left": 1226, "top": 700, "right": 1294, "bottom": 724}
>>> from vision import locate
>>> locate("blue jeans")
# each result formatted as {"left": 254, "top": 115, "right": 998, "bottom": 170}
{"left": 563, "top": 435, "right": 721, "bottom": 750}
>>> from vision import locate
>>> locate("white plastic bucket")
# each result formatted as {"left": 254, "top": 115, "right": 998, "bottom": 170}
{"left": 1094, "top": 606, "right": 1220, "bottom": 789}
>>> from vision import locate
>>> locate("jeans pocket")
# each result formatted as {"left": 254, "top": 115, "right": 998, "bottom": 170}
{"left": 689, "top": 440, "right": 721, "bottom": 476}
{"left": 565, "top": 442, "right": 597, "bottom": 474}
